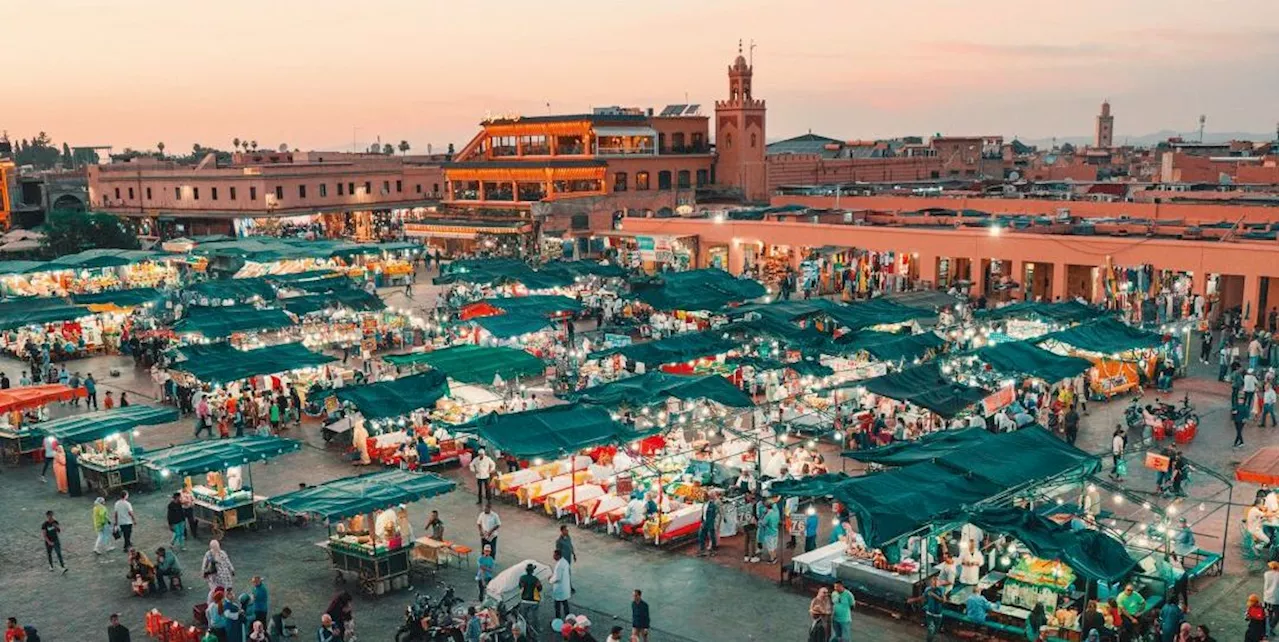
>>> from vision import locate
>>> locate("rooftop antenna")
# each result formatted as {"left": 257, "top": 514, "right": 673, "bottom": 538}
{"left": 1197, "top": 114, "right": 1206, "bottom": 142}
{"left": 749, "top": 39, "right": 756, "bottom": 66}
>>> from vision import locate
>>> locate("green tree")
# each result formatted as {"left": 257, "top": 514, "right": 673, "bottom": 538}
{"left": 398, "top": 140, "right": 410, "bottom": 155}
{"left": 233, "top": 137, "right": 241, "bottom": 151}
{"left": 250, "top": 140, "right": 258, "bottom": 151}
{"left": 61, "top": 143, "right": 73, "bottom": 166}
{"left": 382, "top": 143, "right": 394, "bottom": 155}
{"left": 41, "top": 210, "right": 141, "bottom": 257}
{"left": 157, "top": 141, "right": 166, "bottom": 157}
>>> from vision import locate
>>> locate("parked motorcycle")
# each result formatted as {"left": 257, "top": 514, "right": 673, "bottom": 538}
{"left": 395, "top": 586, "right": 465, "bottom": 642}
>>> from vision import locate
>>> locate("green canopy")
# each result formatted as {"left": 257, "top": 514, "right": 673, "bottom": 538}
{"left": 335, "top": 371, "right": 451, "bottom": 420}
{"left": 46, "top": 249, "right": 165, "bottom": 270}
{"left": 194, "top": 238, "right": 395, "bottom": 263}
{"left": 542, "top": 260, "right": 626, "bottom": 280}
{"left": 724, "top": 317, "right": 847, "bottom": 356}
{"left": 434, "top": 258, "right": 572, "bottom": 290}
{"left": 473, "top": 313, "right": 555, "bottom": 339}
{"left": 0, "top": 260, "right": 52, "bottom": 275}
{"left": 859, "top": 362, "right": 989, "bottom": 418}
{"left": 826, "top": 298, "right": 935, "bottom": 330}
{"left": 843, "top": 428, "right": 993, "bottom": 466}
{"left": 729, "top": 299, "right": 844, "bottom": 323}
{"left": 265, "top": 270, "right": 347, "bottom": 285}
{"left": 972, "top": 341, "right": 1092, "bottom": 382}
{"left": 186, "top": 278, "right": 277, "bottom": 303}
{"left": 456, "top": 404, "right": 637, "bottom": 459}
{"left": 933, "top": 425, "right": 1100, "bottom": 488}
{"left": 977, "top": 300, "right": 1108, "bottom": 325}
{"left": 475, "top": 295, "right": 582, "bottom": 317}
{"left": 632, "top": 268, "right": 765, "bottom": 311}
{"left": 563, "top": 372, "right": 754, "bottom": 408}
{"left": 38, "top": 404, "right": 179, "bottom": 445}
{"left": 0, "top": 299, "right": 92, "bottom": 330}
{"left": 72, "top": 288, "right": 166, "bottom": 308}
{"left": 267, "top": 469, "right": 456, "bottom": 520}
{"left": 1039, "top": 318, "right": 1165, "bottom": 354}
{"left": 960, "top": 507, "right": 1137, "bottom": 582}
{"left": 169, "top": 342, "right": 336, "bottom": 383}
{"left": 589, "top": 330, "right": 739, "bottom": 366}
{"left": 141, "top": 436, "right": 302, "bottom": 477}
{"left": 172, "top": 306, "right": 296, "bottom": 337}
{"left": 281, "top": 288, "right": 385, "bottom": 316}
{"left": 384, "top": 345, "right": 545, "bottom": 384}
{"left": 839, "top": 331, "right": 946, "bottom": 363}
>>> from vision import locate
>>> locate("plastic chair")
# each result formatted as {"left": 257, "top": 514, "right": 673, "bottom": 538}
{"left": 449, "top": 544, "right": 473, "bottom": 567}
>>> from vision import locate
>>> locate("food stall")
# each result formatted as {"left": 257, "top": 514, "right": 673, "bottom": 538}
{"left": 0, "top": 384, "right": 85, "bottom": 462}
{"left": 38, "top": 405, "right": 180, "bottom": 495}
{"left": 140, "top": 435, "right": 302, "bottom": 538}
{"left": 329, "top": 371, "right": 457, "bottom": 466}
{"left": 170, "top": 305, "right": 299, "bottom": 347}
{"left": 266, "top": 469, "right": 456, "bottom": 596}
{"left": 165, "top": 342, "right": 339, "bottom": 415}
{"left": 385, "top": 344, "right": 547, "bottom": 386}
{"left": 1037, "top": 318, "right": 1173, "bottom": 399}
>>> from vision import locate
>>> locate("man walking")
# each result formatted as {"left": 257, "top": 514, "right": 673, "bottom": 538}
{"left": 630, "top": 589, "right": 650, "bottom": 642}
{"left": 68, "top": 372, "right": 81, "bottom": 406}
{"left": 555, "top": 524, "right": 577, "bottom": 593}
{"left": 476, "top": 503, "right": 501, "bottom": 558}
{"left": 166, "top": 493, "right": 186, "bottom": 550}
{"left": 42, "top": 510, "right": 67, "bottom": 573}
{"left": 84, "top": 373, "right": 98, "bottom": 410}
{"left": 113, "top": 491, "right": 135, "bottom": 551}
{"left": 1063, "top": 404, "right": 1080, "bottom": 446}
{"left": 697, "top": 491, "right": 721, "bottom": 556}
{"left": 517, "top": 563, "right": 542, "bottom": 638}
{"left": 469, "top": 448, "right": 496, "bottom": 505}
{"left": 1233, "top": 402, "right": 1247, "bottom": 448}
{"left": 1243, "top": 369, "right": 1260, "bottom": 416}
{"left": 831, "top": 580, "right": 855, "bottom": 642}
{"left": 550, "top": 549, "right": 571, "bottom": 619}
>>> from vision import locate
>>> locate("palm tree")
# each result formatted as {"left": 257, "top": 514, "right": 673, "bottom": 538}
{"left": 382, "top": 143, "right": 394, "bottom": 155}
{"left": 156, "top": 142, "right": 165, "bottom": 157}
{"left": 250, "top": 140, "right": 258, "bottom": 151}
{"left": 233, "top": 137, "right": 241, "bottom": 151}
{"left": 398, "top": 140, "right": 410, "bottom": 156}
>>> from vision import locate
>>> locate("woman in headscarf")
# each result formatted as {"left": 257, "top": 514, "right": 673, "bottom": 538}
{"left": 1174, "top": 622, "right": 1192, "bottom": 642}
{"left": 92, "top": 497, "right": 113, "bottom": 554}
{"left": 202, "top": 539, "right": 235, "bottom": 597}
{"left": 325, "top": 591, "right": 354, "bottom": 639}
{"left": 223, "top": 594, "right": 245, "bottom": 642}
{"left": 128, "top": 547, "right": 157, "bottom": 595}
{"left": 808, "top": 586, "right": 833, "bottom": 642}
{"left": 247, "top": 621, "right": 268, "bottom": 642}
{"left": 1246, "top": 594, "right": 1267, "bottom": 642}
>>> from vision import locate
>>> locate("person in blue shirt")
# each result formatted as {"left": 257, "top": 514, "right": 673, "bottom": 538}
{"left": 249, "top": 576, "right": 269, "bottom": 627}
{"left": 965, "top": 590, "right": 998, "bottom": 622}
{"left": 1158, "top": 595, "right": 1184, "bottom": 642}
{"left": 804, "top": 508, "right": 820, "bottom": 552}
{"left": 476, "top": 545, "right": 496, "bottom": 601}
{"left": 909, "top": 576, "right": 947, "bottom": 642}
{"left": 464, "top": 606, "right": 482, "bottom": 642}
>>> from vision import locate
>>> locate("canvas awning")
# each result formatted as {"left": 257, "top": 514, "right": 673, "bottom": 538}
{"left": 37, "top": 405, "right": 179, "bottom": 445}
{"left": 72, "top": 288, "right": 166, "bottom": 309}
{"left": 172, "top": 306, "right": 296, "bottom": 338}
{"left": 0, "top": 260, "right": 52, "bottom": 275}
{"left": 46, "top": 249, "right": 165, "bottom": 270}
{"left": 169, "top": 342, "right": 335, "bottom": 384}
{"left": 838, "top": 330, "right": 946, "bottom": 363}
{"left": 593, "top": 126, "right": 658, "bottom": 138}
{"left": 384, "top": 345, "right": 545, "bottom": 384}
{"left": 826, "top": 298, "right": 935, "bottom": 331}
{"left": 1039, "top": 318, "right": 1165, "bottom": 354}
{"left": 589, "top": 330, "right": 739, "bottom": 366}
{"left": 631, "top": 268, "right": 765, "bottom": 311}
{"left": 455, "top": 404, "right": 641, "bottom": 459}
{"left": 843, "top": 427, "right": 993, "bottom": 466}
{"left": 474, "top": 314, "right": 556, "bottom": 339}
{"left": 0, "top": 299, "right": 93, "bottom": 330}
{"left": 433, "top": 258, "right": 572, "bottom": 289}
{"left": 972, "top": 341, "right": 1092, "bottom": 382}
{"left": 0, "top": 384, "right": 85, "bottom": 413}
{"left": 977, "top": 301, "right": 1107, "bottom": 325}
{"left": 334, "top": 371, "right": 451, "bottom": 420}
{"left": 281, "top": 288, "right": 385, "bottom": 316}
{"left": 959, "top": 506, "right": 1137, "bottom": 582}
{"left": 474, "top": 295, "right": 582, "bottom": 318}
{"left": 859, "top": 362, "right": 989, "bottom": 418}
{"left": 141, "top": 436, "right": 302, "bottom": 477}
{"left": 563, "top": 372, "right": 754, "bottom": 408}
{"left": 267, "top": 470, "right": 456, "bottom": 520}
{"left": 186, "top": 278, "right": 277, "bottom": 303}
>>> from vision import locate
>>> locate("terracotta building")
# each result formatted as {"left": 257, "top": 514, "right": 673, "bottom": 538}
{"left": 1095, "top": 101, "right": 1114, "bottom": 149}
{"left": 713, "top": 44, "right": 769, "bottom": 202}
{"left": 1160, "top": 151, "right": 1278, "bottom": 185}
{"left": 87, "top": 151, "right": 445, "bottom": 237}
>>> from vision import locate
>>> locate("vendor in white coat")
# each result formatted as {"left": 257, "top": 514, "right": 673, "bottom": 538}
{"left": 551, "top": 549, "right": 572, "bottom": 619}
{"left": 959, "top": 539, "right": 984, "bottom": 586}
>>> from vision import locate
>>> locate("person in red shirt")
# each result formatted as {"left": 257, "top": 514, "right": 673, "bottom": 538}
{"left": 5, "top": 617, "right": 27, "bottom": 642}
{"left": 103, "top": 391, "right": 115, "bottom": 410}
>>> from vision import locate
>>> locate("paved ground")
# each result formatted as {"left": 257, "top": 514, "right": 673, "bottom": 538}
{"left": 0, "top": 275, "right": 1272, "bottom": 641}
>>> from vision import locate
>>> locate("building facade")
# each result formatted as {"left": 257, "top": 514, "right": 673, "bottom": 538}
{"left": 713, "top": 46, "right": 769, "bottom": 202}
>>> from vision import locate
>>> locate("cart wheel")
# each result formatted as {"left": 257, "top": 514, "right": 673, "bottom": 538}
{"left": 358, "top": 567, "right": 378, "bottom": 597}
{"left": 333, "top": 570, "right": 345, "bottom": 586}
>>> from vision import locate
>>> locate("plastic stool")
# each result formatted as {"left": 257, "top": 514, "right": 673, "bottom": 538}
{"left": 449, "top": 544, "right": 473, "bottom": 567}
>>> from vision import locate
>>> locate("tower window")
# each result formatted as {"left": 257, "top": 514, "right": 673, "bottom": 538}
{"left": 724, "top": 133, "right": 732, "bottom": 149}
{"left": 750, "top": 133, "right": 757, "bottom": 148}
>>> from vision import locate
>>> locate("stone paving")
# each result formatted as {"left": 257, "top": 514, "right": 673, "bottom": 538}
{"left": 0, "top": 279, "right": 1272, "bottom": 641}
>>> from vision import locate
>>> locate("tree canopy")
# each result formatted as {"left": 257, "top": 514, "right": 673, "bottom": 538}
{"left": 40, "top": 211, "right": 141, "bottom": 257}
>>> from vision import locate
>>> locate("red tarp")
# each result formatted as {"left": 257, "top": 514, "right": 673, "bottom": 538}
{"left": 1237, "top": 447, "right": 1279, "bottom": 487}
{"left": 0, "top": 384, "right": 85, "bottom": 413}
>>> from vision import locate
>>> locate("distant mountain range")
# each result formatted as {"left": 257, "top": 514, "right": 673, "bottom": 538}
{"left": 1019, "top": 130, "right": 1276, "bottom": 149}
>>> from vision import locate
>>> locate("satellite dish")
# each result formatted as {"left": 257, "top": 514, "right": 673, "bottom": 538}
{"left": 1009, "top": 171, "right": 1020, "bottom": 181}
{"left": 676, "top": 205, "right": 694, "bottom": 215}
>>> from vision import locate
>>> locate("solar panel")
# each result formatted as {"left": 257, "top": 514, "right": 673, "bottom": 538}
{"left": 659, "top": 104, "right": 687, "bottom": 117}
{"left": 684, "top": 104, "right": 701, "bottom": 116}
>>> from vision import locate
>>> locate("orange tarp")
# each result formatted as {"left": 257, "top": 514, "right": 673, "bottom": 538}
{"left": 0, "top": 384, "right": 85, "bottom": 413}
{"left": 1237, "top": 447, "right": 1279, "bottom": 487}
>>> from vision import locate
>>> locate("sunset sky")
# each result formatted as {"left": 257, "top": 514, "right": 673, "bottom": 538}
{"left": 6, "top": 0, "right": 1277, "bottom": 154}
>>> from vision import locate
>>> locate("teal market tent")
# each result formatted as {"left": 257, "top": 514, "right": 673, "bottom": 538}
{"left": 589, "top": 330, "right": 739, "bottom": 366}
{"left": 281, "top": 288, "right": 385, "bottom": 316}
{"left": 838, "top": 331, "right": 946, "bottom": 363}
{"left": 631, "top": 268, "right": 765, "bottom": 311}
{"left": 1039, "top": 318, "right": 1166, "bottom": 354}
{"left": 843, "top": 427, "right": 994, "bottom": 466}
{"left": 858, "top": 362, "right": 990, "bottom": 418}
{"left": 563, "top": 372, "right": 754, "bottom": 408}
{"left": 959, "top": 506, "right": 1138, "bottom": 582}
{"left": 266, "top": 469, "right": 456, "bottom": 520}
{"left": 71, "top": 288, "right": 166, "bottom": 308}
{"left": 0, "top": 299, "right": 92, "bottom": 330}
{"left": 475, "top": 295, "right": 582, "bottom": 317}
{"left": 46, "top": 249, "right": 165, "bottom": 270}
{"left": 334, "top": 371, "right": 451, "bottom": 420}
{"left": 473, "top": 313, "right": 555, "bottom": 339}
{"left": 542, "top": 260, "right": 626, "bottom": 280}
{"left": 434, "top": 258, "right": 572, "bottom": 290}
{"left": 0, "top": 260, "right": 52, "bottom": 275}
{"left": 455, "top": 404, "right": 640, "bottom": 460}
{"left": 185, "top": 278, "right": 277, "bottom": 303}
{"left": 38, "top": 405, "right": 179, "bottom": 445}
{"left": 977, "top": 300, "right": 1108, "bottom": 325}
{"left": 826, "top": 298, "right": 935, "bottom": 331}
{"left": 972, "top": 340, "right": 1092, "bottom": 382}
{"left": 168, "top": 342, "right": 336, "bottom": 384}
{"left": 140, "top": 436, "right": 302, "bottom": 477}
{"left": 171, "top": 306, "right": 296, "bottom": 338}
{"left": 384, "top": 345, "right": 545, "bottom": 384}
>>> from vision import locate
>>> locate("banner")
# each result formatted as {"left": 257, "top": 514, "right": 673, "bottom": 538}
{"left": 636, "top": 236, "right": 656, "bottom": 261}
{"left": 1089, "top": 359, "right": 1139, "bottom": 397}
{"left": 603, "top": 333, "right": 632, "bottom": 348}
{"left": 982, "top": 385, "right": 1017, "bottom": 416}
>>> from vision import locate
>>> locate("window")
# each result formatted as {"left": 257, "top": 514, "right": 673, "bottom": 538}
{"left": 724, "top": 133, "right": 732, "bottom": 149}
{"left": 657, "top": 170, "right": 672, "bottom": 190}
{"left": 415, "top": 184, "right": 422, "bottom": 194}
{"left": 395, "top": 180, "right": 402, "bottom": 193}
{"left": 433, "top": 183, "right": 440, "bottom": 194}
{"left": 364, "top": 181, "right": 371, "bottom": 194}
{"left": 383, "top": 180, "right": 390, "bottom": 194}
{"left": 211, "top": 187, "right": 218, "bottom": 200}
{"left": 750, "top": 133, "right": 757, "bottom": 148}
{"left": 145, "top": 187, "right": 152, "bottom": 200}
{"left": 274, "top": 186, "right": 284, "bottom": 200}
{"left": 249, "top": 186, "right": 257, "bottom": 201}
{"left": 114, "top": 187, "right": 121, "bottom": 200}
{"left": 348, "top": 182, "right": 355, "bottom": 194}
{"left": 692, "top": 132, "right": 705, "bottom": 151}
{"left": 298, "top": 185, "right": 307, "bottom": 199}
{"left": 229, "top": 186, "right": 237, "bottom": 200}
{"left": 175, "top": 187, "right": 181, "bottom": 200}
{"left": 677, "top": 170, "right": 690, "bottom": 188}
{"left": 337, "top": 183, "right": 344, "bottom": 196}
{"left": 127, "top": 187, "right": 134, "bottom": 200}
{"left": 671, "top": 132, "right": 686, "bottom": 151}
{"left": 192, "top": 187, "right": 199, "bottom": 200}
{"left": 613, "top": 172, "right": 628, "bottom": 192}
{"left": 319, "top": 184, "right": 327, "bottom": 197}
{"left": 635, "top": 171, "right": 650, "bottom": 191}
{"left": 696, "top": 169, "right": 709, "bottom": 187}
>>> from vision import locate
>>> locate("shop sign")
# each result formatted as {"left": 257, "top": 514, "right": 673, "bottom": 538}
{"left": 604, "top": 333, "right": 632, "bottom": 348}
{"left": 324, "top": 395, "right": 340, "bottom": 415}
{"left": 982, "top": 384, "right": 1016, "bottom": 416}
{"left": 653, "top": 237, "right": 674, "bottom": 263}
{"left": 636, "top": 236, "right": 656, "bottom": 261}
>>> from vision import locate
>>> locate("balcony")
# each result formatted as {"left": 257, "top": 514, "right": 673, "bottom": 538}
{"left": 665, "top": 144, "right": 711, "bottom": 155}
{"left": 556, "top": 144, "right": 586, "bottom": 156}
{"left": 596, "top": 146, "right": 657, "bottom": 157}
